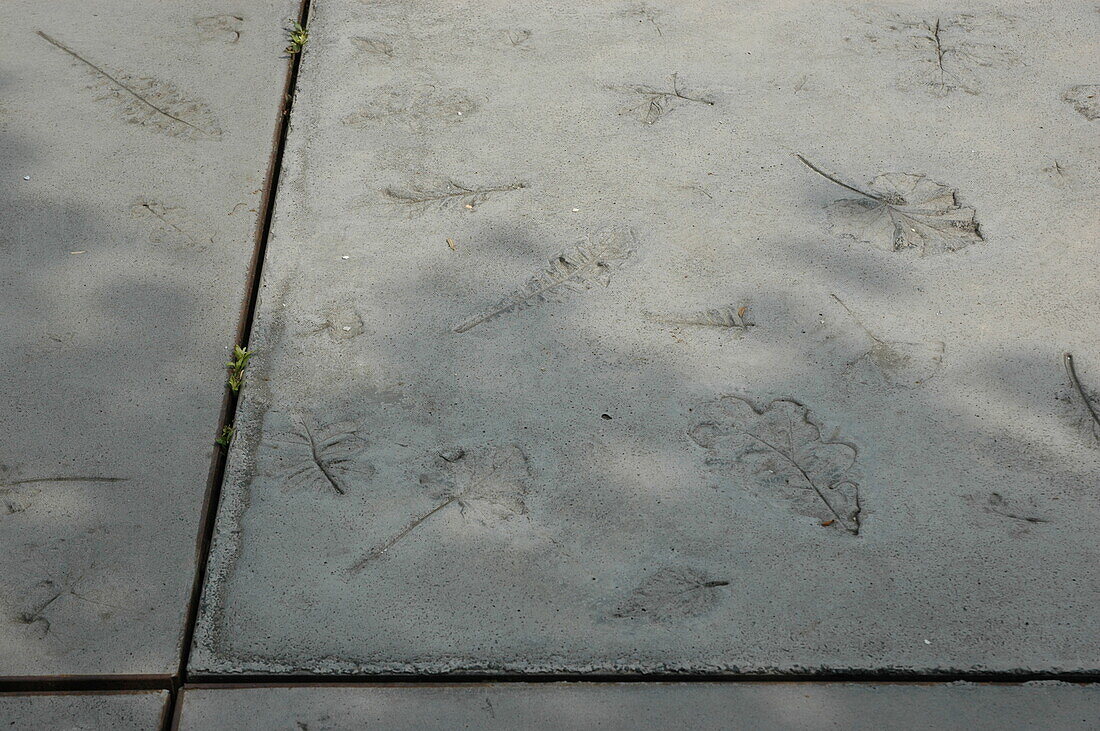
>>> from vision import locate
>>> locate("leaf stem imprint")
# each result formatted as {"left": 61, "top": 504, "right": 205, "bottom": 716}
{"left": 1064, "top": 352, "right": 1100, "bottom": 434}
{"left": 348, "top": 495, "right": 458, "bottom": 573}
{"left": 1, "top": 476, "right": 128, "bottom": 487}
{"left": 36, "top": 31, "right": 212, "bottom": 136}
{"left": 795, "top": 155, "right": 882, "bottom": 201}
{"left": 383, "top": 180, "right": 527, "bottom": 210}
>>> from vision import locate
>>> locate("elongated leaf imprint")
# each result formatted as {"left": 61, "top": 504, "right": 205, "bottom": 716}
{"left": 644, "top": 305, "right": 753, "bottom": 335}
{"left": 343, "top": 85, "right": 478, "bottom": 131}
{"left": 258, "top": 412, "right": 372, "bottom": 495}
{"left": 831, "top": 295, "right": 942, "bottom": 387}
{"left": 690, "top": 395, "right": 861, "bottom": 534}
{"left": 611, "top": 566, "right": 728, "bottom": 622}
{"left": 798, "top": 156, "right": 982, "bottom": 255}
{"left": 37, "top": 31, "right": 222, "bottom": 140}
{"left": 454, "top": 227, "right": 635, "bottom": 333}
{"left": 383, "top": 179, "right": 525, "bottom": 214}
{"left": 1064, "top": 352, "right": 1100, "bottom": 441}
{"left": 349, "top": 445, "right": 530, "bottom": 573}
{"left": 130, "top": 199, "right": 212, "bottom": 248}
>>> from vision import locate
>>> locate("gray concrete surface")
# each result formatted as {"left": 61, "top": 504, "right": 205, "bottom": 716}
{"left": 190, "top": 0, "right": 1100, "bottom": 674}
{"left": 0, "top": 691, "right": 167, "bottom": 730}
{"left": 0, "top": 0, "right": 297, "bottom": 675}
{"left": 177, "top": 682, "right": 1100, "bottom": 730}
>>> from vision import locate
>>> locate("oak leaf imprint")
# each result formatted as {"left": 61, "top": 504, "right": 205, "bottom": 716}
{"left": 690, "top": 395, "right": 861, "bottom": 534}
{"left": 38, "top": 31, "right": 222, "bottom": 140}
{"left": 454, "top": 227, "right": 635, "bottom": 333}
{"left": 831, "top": 295, "right": 943, "bottom": 387}
{"left": 611, "top": 566, "right": 728, "bottom": 621}
{"left": 259, "top": 412, "right": 372, "bottom": 495}
{"left": 349, "top": 445, "right": 531, "bottom": 573}
{"left": 1063, "top": 85, "right": 1100, "bottom": 121}
{"left": 798, "top": 156, "right": 982, "bottom": 256}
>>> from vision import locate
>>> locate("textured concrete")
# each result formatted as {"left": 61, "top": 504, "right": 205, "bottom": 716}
{"left": 0, "top": 691, "right": 167, "bottom": 730}
{"left": 192, "top": 0, "right": 1100, "bottom": 675}
{"left": 177, "top": 682, "right": 1100, "bottom": 730}
{"left": 0, "top": 1, "right": 297, "bottom": 675}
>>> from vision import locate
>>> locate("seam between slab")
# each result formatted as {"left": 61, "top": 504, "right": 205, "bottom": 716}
{"left": 163, "top": 0, "right": 313, "bottom": 727}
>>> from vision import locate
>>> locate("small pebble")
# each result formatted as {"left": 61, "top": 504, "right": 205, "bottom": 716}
{"left": 23, "top": 176, "right": 30, "bottom": 181}
{"left": 341, "top": 255, "right": 350, "bottom": 260}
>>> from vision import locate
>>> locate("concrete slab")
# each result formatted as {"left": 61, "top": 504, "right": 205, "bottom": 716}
{"left": 1, "top": 0, "right": 297, "bottom": 675}
{"left": 192, "top": 0, "right": 1100, "bottom": 675}
{"left": 177, "top": 683, "right": 1100, "bottom": 730}
{"left": 0, "top": 691, "right": 167, "bottom": 730}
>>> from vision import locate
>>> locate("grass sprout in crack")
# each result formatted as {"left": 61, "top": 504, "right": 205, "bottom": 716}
{"left": 348, "top": 445, "right": 530, "bottom": 574}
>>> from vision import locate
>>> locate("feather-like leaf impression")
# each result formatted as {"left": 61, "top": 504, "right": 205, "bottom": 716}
{"left": 690, "top": 395, "right": 862, "bottom": 534}
{"left": 454, "top": 227, "right": 635, "bottom": 333}
{"left": 611, "top": 566, "right": 728, "bottom": 622}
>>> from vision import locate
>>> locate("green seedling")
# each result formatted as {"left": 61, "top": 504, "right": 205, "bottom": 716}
{"left": 285, "top": 21, "right": 309, "bottom": 54}
{"left": 215, "top": 425, "right": 236, "bottom": 448}
{"left": 227, "top": 344, "right": 252, "bottom": 393}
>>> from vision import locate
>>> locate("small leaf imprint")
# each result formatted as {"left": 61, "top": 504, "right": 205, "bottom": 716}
{"left": 797, "top": 155, "right": 982, "bottom": 256}
{"left": 194, "top": 15, "right": 243, "bottom": 43}
{"left": 690, "top": 395, "right": 862, "bottom": 534}
{"left": 259, "top": 412, "right": 372, "bottom": 495}
{"left": 37, "top": 31, "right": 222, "bottom": 140}
{"left": 130, "top": 199, "right": 212, "bottom": 249}
{"left": 343, "top": 85, "right": 479, "bottom": 131}
{"left": 304, "top": 307, "right": 364, "bottom": 342}
{"left": 611, "top": 567, "right": 728, "bottom": 622}
{"left": 505, "top": 29, "right": 533, "bottom": 49}
{"left": 613, "top": 73, "right": 714, "bottom": 124}
{"left": 350, "top": 36, "right": 395, "bottom": 58}
{"left": 349, "top": 445, "right": 531, "bottom": 573}
{"left": 644, "top": 305, "right": 753, "bottom": 336}
{"left": 1063, "top": 85, "right": 1100, "bottom": 121}
{"left": 966, "top": 492, "right": 1048, "bottom": 530}
{"left": 453, "top": 227, "right": 635, "bottom": 333}
{"left": 831, "top": 294, "right": 943, "bottom": 387}
{"left": 383, "top": 179, "right": 526, "bottom": 215}
{"left": 854, "top": 11, "right": 1018, "bottom": 96}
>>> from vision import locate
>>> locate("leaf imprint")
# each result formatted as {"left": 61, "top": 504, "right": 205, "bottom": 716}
{"left": 616, "top": 72, "right": 714, "bottom": 125}
{"left": 797, "top": 155, "right": 982, "bottom": 256}
{"left": 259, "top": 413, "right": 373, "bottom": 495}
{"left": 690, "top": 395, "right": 862, "bottom": 534}
{"left": 831, "top": 294, "right": 943, "bottom": 387}
{"left": 349, "top": 445, "right": 530, "bottom": 574}
{"left": 643, "top": 305, "right": 753, "bottom": 335}
{"left": 454, "top": 227, "right": 635, "bottom": 333}
{"left": 383, "top": 179, "right": 526, "bottom": 214}
{"left": 611, "top": 566, "right": 728, "bottom": 622}
{"left": 37, "top": 31, "right": 222, "bottom": 140}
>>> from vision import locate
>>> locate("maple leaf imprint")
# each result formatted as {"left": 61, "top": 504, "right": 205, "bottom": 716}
{"left": 798, "top": 156, "right": 982, "bottom": 256}
{"left": 690, "top": 396, "right": 862, "bottom": 534}
{"left": 831, "top": 295, "right": 943, "bottom": 387}
{"left": 259, "top": 413, "right": 372, "bottom": 495}
{"left": 348, "top": 445, "right": 531, "bottom": 573}
{"left": 454, "top": 227, "right": 635, "bottom": 333}
{"left": 611, "top": 566, "right": 728, "bottom": 622}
